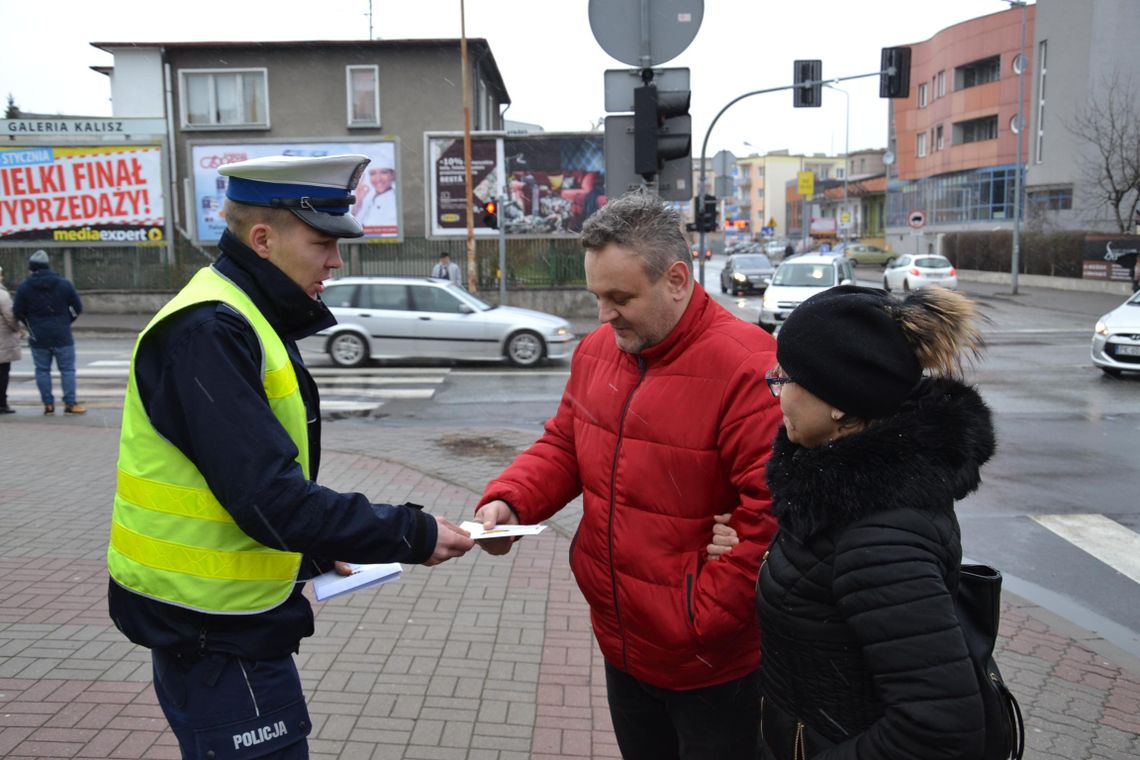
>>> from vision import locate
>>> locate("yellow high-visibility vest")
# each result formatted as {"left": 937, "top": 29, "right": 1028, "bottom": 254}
{"left": 107, "top": 266, "right": 308, "bottom": 614}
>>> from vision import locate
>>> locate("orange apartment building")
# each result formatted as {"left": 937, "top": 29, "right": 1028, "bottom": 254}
{"left": 885, "top": 5, "right": 1035, "bottom": 256}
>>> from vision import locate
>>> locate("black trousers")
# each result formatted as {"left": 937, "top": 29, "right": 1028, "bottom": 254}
{"left": 152, "top": 650, "right": 311, "bottom": 759}
{"left": 605, "top": 660, "right": 761, "bottom": 760}
{"left": 0, "top": 361, "right": 9, "bottom": 406}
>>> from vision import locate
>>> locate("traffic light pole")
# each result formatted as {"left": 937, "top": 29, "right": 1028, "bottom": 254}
{"left": 498, "top": 192, "right": 508, "bottom": 306}
{"left": 695, "top": 68, "right": 892, "bottom": 288}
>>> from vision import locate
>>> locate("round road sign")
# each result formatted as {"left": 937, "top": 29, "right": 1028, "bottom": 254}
{"left": 907, "top": 209, "right": 927, "bottom": 229}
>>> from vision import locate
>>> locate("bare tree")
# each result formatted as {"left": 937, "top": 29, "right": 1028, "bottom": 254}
{"left": 1068, "top": 73, "right": 1140, "bottom": 234}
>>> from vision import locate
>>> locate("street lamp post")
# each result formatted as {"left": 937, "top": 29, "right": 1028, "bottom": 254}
{"left": 826, "top": 83, "right": 850, "bottom": 241}
{"left": 1004, "top": 0, "right": 1028, "bottom": 295}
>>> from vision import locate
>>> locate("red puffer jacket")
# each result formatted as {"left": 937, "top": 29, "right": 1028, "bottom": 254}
{"left": 479, "top": 285, "right": 780, "bottom": 690}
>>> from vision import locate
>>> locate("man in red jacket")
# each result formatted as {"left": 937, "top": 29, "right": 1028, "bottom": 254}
{"left": 475, "top": 191, "right": 781, "bottom": 759}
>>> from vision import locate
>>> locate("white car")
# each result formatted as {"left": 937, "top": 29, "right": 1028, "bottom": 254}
{"left": 759, "top": 254, "right": 856, "bottom": 332}
{"left": 882, "top": 254, "right": 958, "bottom": 291}
{"left": 303, "top": 276, "right": 576, "bottom": 368}
{"left": 1091, "top": 290, "right": 1140, "bottom": 377}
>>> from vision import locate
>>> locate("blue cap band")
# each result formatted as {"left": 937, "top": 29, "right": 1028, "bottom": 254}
{"left": 225, "top": 177, "right": 352, "bottom": 213}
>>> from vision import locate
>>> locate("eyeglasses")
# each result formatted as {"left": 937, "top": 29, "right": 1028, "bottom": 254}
{"left": 765, "top": 366, "right": 793, "bottom": 398}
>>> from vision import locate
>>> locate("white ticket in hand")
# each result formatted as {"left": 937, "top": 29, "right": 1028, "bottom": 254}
{"left": 460, "top": 521, "right": 548, "bottom": 540}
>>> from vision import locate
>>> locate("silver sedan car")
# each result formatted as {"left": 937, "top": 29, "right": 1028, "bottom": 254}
{"left": 1091, "top": 290, "right": 1140, "bottom": 377}
{"left": 304, "top": 276, "right": 576, "bottom": 368}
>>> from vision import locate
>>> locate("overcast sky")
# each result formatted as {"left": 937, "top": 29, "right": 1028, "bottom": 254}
{"left": 0, "top": 0, "right": 1031, "bottom": 160}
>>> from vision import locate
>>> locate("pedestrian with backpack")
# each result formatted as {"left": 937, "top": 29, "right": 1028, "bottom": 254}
{"left": 711, "top": 285, "right": 1007, "bottom": 759}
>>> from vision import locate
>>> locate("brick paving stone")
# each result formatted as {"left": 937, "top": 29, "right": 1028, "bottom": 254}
{"left": 3, "top": 414, "right": 1140, "bottom": 758}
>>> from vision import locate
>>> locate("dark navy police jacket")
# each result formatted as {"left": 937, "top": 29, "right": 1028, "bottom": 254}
{"left": 108, "top": 230, "right": 438, "bottom": 659}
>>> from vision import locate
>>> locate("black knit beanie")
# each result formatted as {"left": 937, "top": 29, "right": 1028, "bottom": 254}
{"left": 776, "top": 285, "right": 922, "bottom": 419}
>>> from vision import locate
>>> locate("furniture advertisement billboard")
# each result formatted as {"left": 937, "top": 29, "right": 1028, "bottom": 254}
{"left": 426, "top": 133, "right": 606, "bottom": 238}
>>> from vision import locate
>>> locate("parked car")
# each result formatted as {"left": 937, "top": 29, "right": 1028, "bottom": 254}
{"left": 303, "top": 276, "right": 575, "bottom": 368}
{"left": 720, "top": 253, "right": 776, "bottom": 295}
{"left": 841, "top": 243, "right": 894, "bottom": 268}
{"left": 759, "top": 254, "right": 856, "bottom": 332}
{"left": 882, "top": 254, "right": 958, "bottom": 291}
{"left": 1091, "top": 290, "right": 1140, "bottom": 377}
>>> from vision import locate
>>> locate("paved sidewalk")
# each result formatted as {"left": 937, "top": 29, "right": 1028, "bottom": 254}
{"left": 2, "top": 292, "right": 1139, "bottom": 758}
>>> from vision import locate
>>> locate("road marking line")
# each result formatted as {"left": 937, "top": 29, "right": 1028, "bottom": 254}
{"left": 319, "top": 388, "right": 435, "bottom": 399}
{"left": 1032, "top": 514, "right": 1140, "bottom": 585}
{"left": 89, "top": 360, "right": 132, "bottom": 367}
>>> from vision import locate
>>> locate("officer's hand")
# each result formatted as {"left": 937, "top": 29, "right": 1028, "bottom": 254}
{"left": 707, "top": 513, "right": 739, "bottom": 561}
{"left": 473, "top": 499, "right": 521, "bottom": 556}
{"left": 333, "top": 561, "right": 355, "bottom": 576}
{"left": 423, "top": 516, "right": 475, "bottom": 567}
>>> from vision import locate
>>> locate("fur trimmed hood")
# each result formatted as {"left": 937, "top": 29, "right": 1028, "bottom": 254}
{"left": 766, "top": 377, "right": 995, "bottom": 538}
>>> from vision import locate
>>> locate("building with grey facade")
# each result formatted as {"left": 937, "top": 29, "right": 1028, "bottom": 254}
{"left": 91, "top": 39, "right": 509, "bottom": 244}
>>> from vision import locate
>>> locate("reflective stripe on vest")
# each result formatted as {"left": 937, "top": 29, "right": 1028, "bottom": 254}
{"left": 107, "top": 266, "right": 307, "bottom": 614}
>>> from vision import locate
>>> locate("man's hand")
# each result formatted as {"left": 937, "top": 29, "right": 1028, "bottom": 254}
{"left": 473, "top": 499, "right": 521, "bottom": 556}
{"left": 333, "top": 561, "right": 355, "bottom": 576}
{"left": 706, "top": 513, "right": 739, "bottom": 561}
{"left": 423, "top": 516, "right": 475, "bottom": 567}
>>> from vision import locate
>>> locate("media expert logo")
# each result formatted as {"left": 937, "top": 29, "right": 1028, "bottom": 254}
{"left": 52, "top": 227, "right": 164, "bottom": 242}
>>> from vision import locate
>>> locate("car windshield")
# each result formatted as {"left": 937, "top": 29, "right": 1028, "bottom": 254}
{"left": 915, "top": 256, "right": 952, "bottom": 269}
{"left": 733, "top": 255, "right": 771, "bottom": 268}
{"left": 772, "top": 263, "right": 836, "bottom": 287}
{"left": 447, "top": 282, "right": 494, "bottom": 311}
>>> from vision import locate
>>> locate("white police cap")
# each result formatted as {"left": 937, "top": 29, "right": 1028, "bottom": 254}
{"left": 219, "top": 154, "right": 370, "bottom": 238}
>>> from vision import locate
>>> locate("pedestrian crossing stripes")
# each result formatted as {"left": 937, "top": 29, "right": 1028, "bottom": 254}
{"left": 1032, "top": 514, "right": 1140, "bottom": 586}
{"left": 5, "top": 366, "right": 448, "bottom": 417}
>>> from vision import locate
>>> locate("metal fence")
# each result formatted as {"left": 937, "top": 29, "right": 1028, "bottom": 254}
{"left": 0, "top": 236, "right": 587, "bottom": 293}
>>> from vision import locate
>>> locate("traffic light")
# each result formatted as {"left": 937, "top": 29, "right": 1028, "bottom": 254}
{"left": 483, "top": 200, "right": 498, "bottom": 230}
{"left": 692, "top": 194, "right": 717, "bottom": 232}
{"left": 879, "top": 47, "right": 912, "bottom": 98}
{"left": 633, "top": 80, "right": 692, "bottom": 179}
{"left": 793, "top": 60, "right": 822, "bottom": 108}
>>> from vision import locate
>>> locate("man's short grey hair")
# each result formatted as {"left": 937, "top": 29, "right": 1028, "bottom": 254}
{"left": 580, "top": 191, "right": 690, "bottom": 281}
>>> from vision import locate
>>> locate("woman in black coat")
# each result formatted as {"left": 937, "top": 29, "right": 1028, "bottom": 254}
{"left": 716, "top": 285, "right": 995, "bottom": 760}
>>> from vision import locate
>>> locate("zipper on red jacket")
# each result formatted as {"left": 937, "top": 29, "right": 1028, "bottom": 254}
{"left": 608, "top": 355, "right": 647, "bottom": 671}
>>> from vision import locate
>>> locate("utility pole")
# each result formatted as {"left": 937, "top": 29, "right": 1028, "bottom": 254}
{"left": 826, "top": 83, "right": 850, "bottom": 241}
{"left": 1008, "top": 0, "right": 1028, "bottom": 295}
{"left": 459, "top": 0, "right": 476, "bottom": 292}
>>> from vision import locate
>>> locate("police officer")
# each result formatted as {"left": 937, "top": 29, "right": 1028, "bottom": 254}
{"left": 107, "top": 154, "right": 475, "bottom": 759}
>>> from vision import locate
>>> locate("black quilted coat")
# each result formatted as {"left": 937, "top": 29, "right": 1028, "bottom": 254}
{"left": 756, "top": 377, "right": 995, "bottom": 760}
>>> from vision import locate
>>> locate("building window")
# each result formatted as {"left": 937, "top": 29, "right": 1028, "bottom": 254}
{"left": 887, "top": 166, "right": 1017, "bottom": 226}
{"left": 937, "top": 70, "right": 946, "bottom": 98}
{"left": 346, "top": 65, "right": 380, "bottom": 127}
{"left": 953, "top": 115, "right": 999, "bottom": 144}
{"left": 917, "top": 132, "right": 928, "bottom": 157}
{"left": 1028, "top": 186, "right": 1073, "bottom": 211}
{"left": 181, "top": 69, "right": 269, "bottom": 129}
{"left": 918, "top": 83, "right": 929, "bottom": 108}
{"left": 936, "top": 124, "right": 944, "bottom": 151}
{"left": 954, "top": 56, "right": 1001, "bottom": 90}
{"left": 1035, "top": 40, "right": 1047, "bottom": 163}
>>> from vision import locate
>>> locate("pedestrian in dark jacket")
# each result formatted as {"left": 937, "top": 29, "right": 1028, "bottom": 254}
{"left": 713, "top": 285, "right": 994, "bottom": 760}
{"left": 12, "top": 250, "right": 85, "bottom": 414}
{"left": 763, "top": 286, "right": 992, "bottom": 759}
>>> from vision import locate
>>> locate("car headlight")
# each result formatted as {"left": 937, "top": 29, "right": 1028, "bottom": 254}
{"left": 1095, "top": 319, "right": 1109, "bottom": 336}
{"left": 733, "top": 272, "right": 747, "bottom": 282}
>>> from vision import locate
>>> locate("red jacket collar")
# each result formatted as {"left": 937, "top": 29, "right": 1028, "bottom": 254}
{"left": 635, "top": 282, "right": 711, "bottom": 366}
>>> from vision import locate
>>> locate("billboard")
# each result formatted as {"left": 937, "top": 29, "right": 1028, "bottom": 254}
{"left": 190, "top": 140, "right": 399, "bottom": 243}
{"left": 0, "top": 144, "right": 165, "bottom": 244}
{"left": 427, "top": 133, "right": 606, "bottom": 238}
